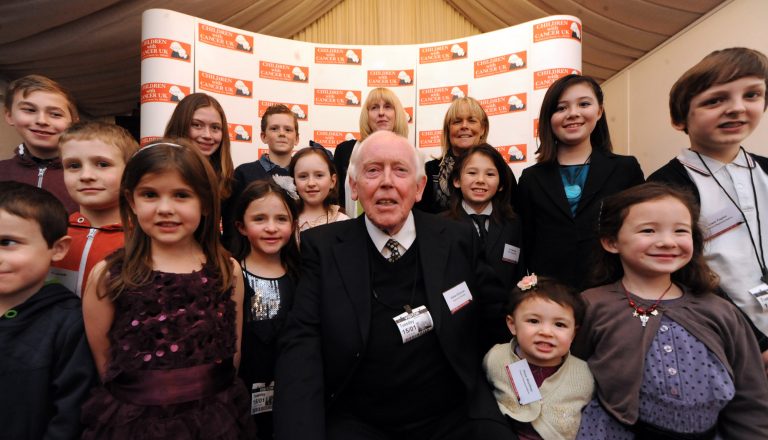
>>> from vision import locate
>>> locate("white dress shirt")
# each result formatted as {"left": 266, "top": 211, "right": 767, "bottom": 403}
{"left": 364, "top": 212, "right": 416, "bottom": 259}
{"left": 679, "top": 148, "right": 768, "bottom": 334}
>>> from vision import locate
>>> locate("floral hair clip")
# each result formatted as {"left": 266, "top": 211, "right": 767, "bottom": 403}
{"left": 272, "top": 175, "right": 300, "bottom": 201}
{"left": 517, "top": 274, "right": 538, "bottom": 291}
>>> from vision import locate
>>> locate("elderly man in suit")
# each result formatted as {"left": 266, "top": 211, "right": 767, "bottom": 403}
{"left": 275, "top": 130, "right": 515, "bottom": 440}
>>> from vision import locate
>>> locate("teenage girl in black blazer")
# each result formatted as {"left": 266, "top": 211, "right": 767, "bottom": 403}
{"left": 516, "top": 74, "right": 644, "bottom": 289}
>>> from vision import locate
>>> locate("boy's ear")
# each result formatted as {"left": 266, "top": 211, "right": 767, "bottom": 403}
{"left": 4, "top": 108, "right": 15, "bottom": 126}
{"left": 506, "top": 314, "right": 517, "bottom": 336}
{"left": 600, "top": 237, "right": 620, "bottom": 254}
{"left": 671, "top": 117, "right": 687, "bottom": 133}
{"left": 260, "top": 130, "right": 267, "bottom": 143}
{"left": 294, "top": 132, "right": 300, "bottom": 146}
{"left": 50, "top": 236, "right": 72, "bottom": 262}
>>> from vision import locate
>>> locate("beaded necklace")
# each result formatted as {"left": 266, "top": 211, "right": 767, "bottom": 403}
{"left": 623, "top": 282, "right": 673, "bottom": 327}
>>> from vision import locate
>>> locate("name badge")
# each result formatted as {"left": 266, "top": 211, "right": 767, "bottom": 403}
{"left": 250, "top": 382, "right": 275, "bottom": 415}
{"left": 442, "top": 281, "right": 473, "bottom": 314}
{"left": 502, "top": 244, "right": 520, "bottom": 263}
{"left": 703, "top": 204, "right": 743, "bottom": 240}
{"left": 505, "top": 359, "right": 542, "bottom": 405}
{"left": 393, "top": 305, "right": 434, "bottom": 344}
{"left": 749, "top": 283, "right": 768, "bottom": 311}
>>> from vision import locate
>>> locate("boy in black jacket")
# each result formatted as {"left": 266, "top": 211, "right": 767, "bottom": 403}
{"left": 649, "top": 47, "right": 768, "bottom": 369}
{"left": 0, "top": 181, "right": 96, "bottom": 439}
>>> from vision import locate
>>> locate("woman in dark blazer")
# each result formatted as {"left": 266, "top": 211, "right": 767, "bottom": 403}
{"left": 516, "top": 74, "right": 644, "bottom": 289}
{"left": 333, "top": 87, "right": 410, "bottom": 216}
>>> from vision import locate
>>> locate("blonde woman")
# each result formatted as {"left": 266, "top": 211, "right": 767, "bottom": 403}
{"left": 417, "top": 97, "right": 511, "bottom": 214}
{"left": 333, "top": 87, "right": 409, "bottom": 217}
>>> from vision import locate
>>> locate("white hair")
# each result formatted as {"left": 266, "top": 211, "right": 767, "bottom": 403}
{"left": 348, "top": 130, "right": 424, "bottom": 181}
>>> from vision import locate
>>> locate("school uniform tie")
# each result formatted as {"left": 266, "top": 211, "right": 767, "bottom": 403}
{"left": 469, "top": 214, "right": 489, "bottom": 244}
{"left": 385, "top": 239, "right": 402, "bottom": 262}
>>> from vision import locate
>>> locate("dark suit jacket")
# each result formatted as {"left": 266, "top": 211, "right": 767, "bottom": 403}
{"left": 274, "top": 211, "right": 509, "bottom": 440}
{"left": 332, "top": 139, "right": 357, "bottom": 205}
{"left": 515, "top": 150, "right": 644, "bottom": 288}
{"left": 452, "top": 212, "right": 523, "bottom": 292}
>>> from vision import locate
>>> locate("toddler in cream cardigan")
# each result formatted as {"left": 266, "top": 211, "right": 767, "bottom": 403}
{"left": 483, "top": 275, "right": 594, "bottom": 440}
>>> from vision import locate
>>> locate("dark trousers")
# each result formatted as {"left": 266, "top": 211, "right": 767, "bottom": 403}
{"left": 327, "top": 403, "right": 517, "bottom": 440}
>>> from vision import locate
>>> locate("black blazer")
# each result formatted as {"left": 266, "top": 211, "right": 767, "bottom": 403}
{"left": 452, "top": 211, "right": 523, "bottom": 291}
{"left": 516, "top": 150, "right": 644, "bottom": 288}
{"left": 332, "top": 139, "right": 357, "bottom": 205}
{"left": 274, "top": 211, "right": 509, "bottom": 440}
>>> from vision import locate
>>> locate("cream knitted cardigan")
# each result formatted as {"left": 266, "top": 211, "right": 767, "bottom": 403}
{"left": 483, "top": 339, "right": 594, "bottom": 440}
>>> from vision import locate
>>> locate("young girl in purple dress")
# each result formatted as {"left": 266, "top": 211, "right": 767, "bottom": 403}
{"left": 81, "top": 141, "right": 254, "bottom": 439}
{"left": 574, "top": 183, "right": 768, "bottom": 438}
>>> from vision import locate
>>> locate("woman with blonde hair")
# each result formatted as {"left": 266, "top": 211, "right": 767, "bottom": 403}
{"left": 417, "top": 97, "right": 514, "bottom": 213}
{"left": 333, "top": 87, "right": 409, "bottom": 217}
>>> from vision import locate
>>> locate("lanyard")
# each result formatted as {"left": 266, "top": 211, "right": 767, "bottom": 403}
{"left": 696, "top": 148, "right": 768, "bottom": 283}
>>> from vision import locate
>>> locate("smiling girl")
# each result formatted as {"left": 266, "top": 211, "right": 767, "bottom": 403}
{"left": 231, "top": 179, "right": 300, "bottom": 437}
{"left": 290, "top": 146, "right": 349, "bottom": 231}
{"left": 446, "top": 144, "right": 522, "bottom": 290}
{"left": 165, "top": 93, "right": 234, "bottom": 200}
{"left": 81, "top": 141, "right": 254, "bottom": 438}
{"left": 516, "top": 75, "right": 644, "bottom": 289}
{"left": 574, "top": 183, "right": 768, "bottom": 438}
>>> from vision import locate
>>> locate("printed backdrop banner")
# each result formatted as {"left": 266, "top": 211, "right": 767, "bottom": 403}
{"left": 141, "top": 9, "right": 581, "bottom": 175}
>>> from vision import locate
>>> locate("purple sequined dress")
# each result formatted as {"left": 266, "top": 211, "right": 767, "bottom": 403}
{"left": 81, "top": 266, "right": 255, "bottom": 439}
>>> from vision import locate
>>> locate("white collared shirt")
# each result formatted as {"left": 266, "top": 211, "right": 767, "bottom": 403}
{"left": 461, "top": 201, "right": 492, "bottom": 234}
{"left": 364, "top": 212, "right": 417, "bottom": 259}
{"left": 678, "top": 148, "right": 768, "bottom": 334}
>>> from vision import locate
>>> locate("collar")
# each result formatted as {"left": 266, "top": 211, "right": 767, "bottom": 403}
{"left": 364, "top": 211, "right": 416, "bottom": 252}
{"left": 677, "top": 147, "right": 755, "bottom": 176}
{"left": 15, "top": 143, "right": 60, "bottom": 167}
{"left": 68, "top": 212, "right": 123, "bottom": 231}
{"left": 461, "top": 200, "right": 493, "bottom": 216}
{"left": 259, "top": 153, "right": 289, "bottom": 175}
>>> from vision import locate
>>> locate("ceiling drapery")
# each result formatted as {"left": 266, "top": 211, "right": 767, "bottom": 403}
{"left": 293, "top": 0, "right": 480, "bottom": 45}
{"left": 0, "top": 0, "right": 342, "bottom": 116}
{"left": 0, "top": 0, "right": 724, "bottom": 117}
{"left": 445, "top": 0, "right": 725, "bottom": 81}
